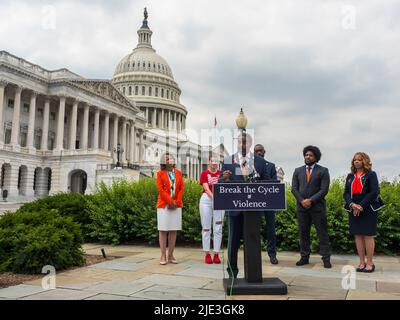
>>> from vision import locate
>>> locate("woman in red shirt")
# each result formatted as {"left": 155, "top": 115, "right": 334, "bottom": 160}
{"left": 199, "top": 156, "right": 224, "bottom": 264}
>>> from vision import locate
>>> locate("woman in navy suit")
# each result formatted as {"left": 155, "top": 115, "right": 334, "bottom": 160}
{"left": 344, "top": 152, "right": 383, "bottom": 273}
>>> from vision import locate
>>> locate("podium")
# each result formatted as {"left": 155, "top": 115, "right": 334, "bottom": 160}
{"left": 214, "top": 182, "right": 288, "bottom": 295}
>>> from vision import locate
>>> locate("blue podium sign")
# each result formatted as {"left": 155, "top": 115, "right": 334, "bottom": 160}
{"left": 213, "top": 183, "right": 286, "bottom": 211}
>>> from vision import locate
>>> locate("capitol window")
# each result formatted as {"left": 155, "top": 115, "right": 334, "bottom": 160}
{"left": 142, "top": 86, "right": 145, "bottom": 95}
{"left": 129, "top": 86, "right": 132, "bottom": 95}
{"left": 23, "top": 103, "right": 29, "bottom": 113}
{"left": 161, "top": 88, "right": 164, "bottom": 98}
{"left": 8, "top": 99, "right": 14, "bottom": 108}
{"left": 155, "top": 88, "right": 158, "bottom": 97}
{"left": 149, "top": 87, "right": 152, "bottom": 96}
{"left": 5, "top": 129, "right": 11, "bottom": 144}
{"left": 123, "top": 87, "right": 126, "bottom": 94}
{"left": 167, "top": 90, "right": 169, "bottom": 99}
{"left": 135, "top": 86, "right": 138, "bottom": 95}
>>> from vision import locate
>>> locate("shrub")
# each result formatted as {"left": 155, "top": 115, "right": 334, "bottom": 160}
{"left": 0, "top": 210, "right": 84, "bottom": 274}
{"left": 87, "top": 178, "right": 204, "bottom": 245}
{"left": 87, "top": 179, "right": 159, "bottom": 244}
{"left": 13, "top": 177, "right": 399, "bottom": 255}
{"left": 260, "top": 178, "right": 400, "bottom": 255}
{"left": 17, "top": 192, "right": 93, "bottom": 241}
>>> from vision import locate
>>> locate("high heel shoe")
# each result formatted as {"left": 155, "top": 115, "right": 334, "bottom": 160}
{"left": 168, "top": 256, "right": 178, "bottom": 264}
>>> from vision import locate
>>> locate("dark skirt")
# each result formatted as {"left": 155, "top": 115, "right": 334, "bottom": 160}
{"left": 348, "top": 194, "right": 378, "bottom": 236}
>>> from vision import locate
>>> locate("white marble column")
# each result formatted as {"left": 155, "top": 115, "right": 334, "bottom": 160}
{"left": 152, "top": 108, "right": 157, "bottom": 127}
{"left": 93, "top": 108, "right": 100, "bottom": 150}
{"left": 41, "top": 98, "right": 50, "bottom": 151}
{"left": 25, "top": 165, "right": 36, "bottom": 198}
{"left": 7, "top": 164, "right": 20, "bottom": 198}
{"left": 121, "top": 118, "right": 127, "bottom": 162}
{"left": 103, "top": 112, "right": 110, "bottom": 151}
{"left": 69, "top": 100, "right": 78, "bottom": 150}
{"left": 0, "top": 79, "right": 7, "bottom": 145}
{"left": 35, "top": 168, "right": 48, "bottom": 197}
{"left": 139, "top": 129, "right": 144, "bottom": 163}
{"left": 26, "top": 92, "right": 37, "bottom": 151}
{"left": 113, "top": 115, "right": 119, "bottom": 162}
{"left": 161, "top": 108, "right": 165, "bottom": 129}
{"left": 81, "top": 103, "right": 89, "bottom": 150}
{"left": 145, "top": 108, "right": 149, "bottom": 126}
{"left": 129, "top": 122, "right": 136, "bottom": 163}
{"left": 126, "top": 124, "right": 130, "bottom": 161}
{"left": 10, "top": 86, "right": 22, "bottom": 146}
{"left": 56, "top": 96, "right": 66, "bottom": 151}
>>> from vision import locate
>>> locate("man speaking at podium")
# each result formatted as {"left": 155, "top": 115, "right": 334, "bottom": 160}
{"left": 219, "top": 133, "right": 269, "bottom": 279}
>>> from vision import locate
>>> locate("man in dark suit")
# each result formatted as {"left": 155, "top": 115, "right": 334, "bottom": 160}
{"left": 254, "top": 144, "right": 279, "bottom": 265}
{"left": 291, "top": 145, "right": 332, "bottom": 268}
{"left": 219, "top": 133, "right": 269, "bottom": 278}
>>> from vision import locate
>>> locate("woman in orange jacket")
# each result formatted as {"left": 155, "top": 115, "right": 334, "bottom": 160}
{"left": 156, "top": 152, "right": 184, "bottom": 265}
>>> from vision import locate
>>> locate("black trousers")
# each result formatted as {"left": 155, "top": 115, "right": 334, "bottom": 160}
{"left": 264, "top": 211, "right": 277, "bottom": 258}
{"left": 226, "top": 214, "right": 243, "bottom": 276}
{"left": 296, "top": 209, "right": 331, "bottom": 259}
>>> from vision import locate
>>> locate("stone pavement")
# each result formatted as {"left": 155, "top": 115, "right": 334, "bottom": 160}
{"left": 0, "top": 202, "right": 23, "bottom": 215}
{"left": 0, "top": 244, "right": 399, "bottom": 300}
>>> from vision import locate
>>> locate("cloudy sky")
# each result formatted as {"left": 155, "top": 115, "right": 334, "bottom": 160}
{"left": 1, "top": 0, "right": 399, "bottom": 181}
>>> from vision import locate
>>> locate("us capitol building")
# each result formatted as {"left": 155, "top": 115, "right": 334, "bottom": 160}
{"left": 0, "top": 10, "right": 228, "bottom": 202}
{"left": 0, "top": 10, "right": 282, "bottom": 202}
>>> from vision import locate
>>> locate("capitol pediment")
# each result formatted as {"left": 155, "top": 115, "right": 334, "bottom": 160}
{"left": 69, "top": 80, "right": 139, "bottom": 112}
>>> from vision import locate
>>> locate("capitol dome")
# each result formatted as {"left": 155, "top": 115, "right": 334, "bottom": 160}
{"left": 114, "top": 48, "right": 174, "bottom": 80}
{"left": 112, "top": 9, "right": 187, "bottom": 133}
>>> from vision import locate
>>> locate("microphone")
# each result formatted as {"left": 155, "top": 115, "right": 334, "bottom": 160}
{"left": 249, "top": 159, "right": 260, "bottom": 182}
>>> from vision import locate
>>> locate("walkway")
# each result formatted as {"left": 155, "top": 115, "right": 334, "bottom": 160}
{"left": 0, "top": 244, "right": 399, "bottom": 300}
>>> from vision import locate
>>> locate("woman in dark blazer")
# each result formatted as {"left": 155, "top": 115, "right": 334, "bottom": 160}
{"left": 344, "top": 152, "right": 384, "bottom": 273}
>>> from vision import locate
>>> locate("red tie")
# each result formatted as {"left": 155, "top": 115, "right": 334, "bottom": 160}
{"left": 306, "top": 166, "right": 311, "bottom": 183}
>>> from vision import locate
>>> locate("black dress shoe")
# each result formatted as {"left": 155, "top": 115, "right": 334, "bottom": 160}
{"left": 323, "top": 259, "right": 332, "bottom": 269}
{"left": 227, "top": 268, "right": 238, "bottom": 279}
{"left": 356, "top": 264, "right": 366, "bottom": 272}
{"left": 296, "top": 258, "right": 309, "bottom": 266}
{"left": 363, "top": 264, "right": 375, "bottom": 273}
{"left": 270, "top": 256, "right": 279, "bottom": 265}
